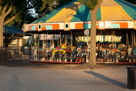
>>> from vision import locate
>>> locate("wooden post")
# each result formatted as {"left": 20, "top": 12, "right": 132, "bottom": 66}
{"left": 131, "top": 31, "right": 134, "bottom": 47}
{"left": 71, "top": 31, "right": 73, "bottom": 62}
{"left": 17, "top": 36, "right": 19, "bottom": 48}
{"left": 113, "top": 30, "right": 116, "bottom": 47}
{"left": 87, "top": 34, "right": 89, "bottom": 63}
{"left": 60, "top": 32, "right": 62, "bottom": 62}
{"left": 65, "top": 33, "right": 67, "bottom": 62}
{"left": 113, "top": 30, "right": 115, "bottom": 41}
{"left": 34, "top": 34, "right": 36, "bottom": 47}
{"left": 76, "top": 32, "right": 78, "bottom": 47}
{"left": 65, "top": 33, "right": 67, "bottom": 46}
{"left": 52, "top": 34, "right": 54, "bottom": 46}
{"left": 60, "top": 32, "right": 61, "bottom": 46}
{"left": 100, "top": 30, "right": 102, "bottom": 45}
{"left": 47, "top": 32, "right": 49, "bottom": 61}
{"left": 100, "top": 31, "right": 103, "bottom": 62}
{"left": 134, "top": 31, "right": 135, "bottom": 46}
{"left": 50, "top": 36, "right": 51, "bottom": 47}
{"left": 71, "top": 31, "right": 73, "bottom": 48}
{"left": 126, "top": 33, "right": 129, "bottom": 47}
{"left": 38, "top": 34, "right": 40, "bottom": 48}
{"left": 106, "top": 30, "right": 108, "bottom": 43}
{"left": 43, "top": 33, "right": 45, "bottom": 50}
{"left": 46, "top": 32, "right": 47, "bottom": 47}
{"left": 133, "top": 31, "right": 136, "bottom": 62}
{"left": 30, "top": 34, "right": 34, "bottom": 59}
{"left": 111, "top": 30, "right": 113, "bottom": 43}
{"left": 57, "top": 34, "right": 59, "bottom": 47}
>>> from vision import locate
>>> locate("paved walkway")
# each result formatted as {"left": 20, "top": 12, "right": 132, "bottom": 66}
{"left": 0, "top": 65, "right": 135, "bottom": 91}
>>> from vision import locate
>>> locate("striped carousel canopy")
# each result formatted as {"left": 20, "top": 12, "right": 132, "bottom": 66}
{"left": 23, "top": 0, "right": 136, "bottom": 32}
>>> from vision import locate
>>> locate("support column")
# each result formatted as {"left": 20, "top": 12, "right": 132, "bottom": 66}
{"left": 57, "top": 34, "right": 59, "bottom": 47}
{"left": 19, "top": 37, "right": 23, "bottom": 53}
{"left": 43, "top": 33, "right": 45, "bottom": 50}
{"left": 71, "top": 31, "right": 73, "bottom": 62}
{"left": 75, "top": 32, "right": 78, "bottom": 47}
{"left": 65, "top": 33, "right": 67, "bottom": 62}
{"left": 38, "top": 34, "right": 40, "bottom": 48}
{"left": 52, "top": 34, "right": 54, "bottom": 46}
{"left": 131, "top": 31, "right": 134, "bottom": 47}
{"left": 65, "top": 33, "right": 67, "bottom": 46}
{"left": 17, "top": 37, "right": 19, "bottom": 47}
{"left": 134, "top": 31, "right": 135, "bottom": 46}
{"left": 46, "top": 32, "right": 49, "bottom": 61}
{"left": 126, "top": 33, "right": 129, "bottom": 47}
{"left": 59, "top": 32, "right": 62, "bottom": 62}
{"left": 60, "top": 32, "right": 61, "bottom": 46}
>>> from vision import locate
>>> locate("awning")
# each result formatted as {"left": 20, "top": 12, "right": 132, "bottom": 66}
{"left": 4, "top": 26, "right": 23, "bottom": 34}
{"left": 23, "top": 0, "right": 136, "bottom": 32}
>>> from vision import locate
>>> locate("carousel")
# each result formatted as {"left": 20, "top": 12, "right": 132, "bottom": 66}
{"left": 23, "top": 0, "right": 136, "bottom": 64}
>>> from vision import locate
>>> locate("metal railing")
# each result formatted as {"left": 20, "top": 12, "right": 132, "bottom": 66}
{"left": 0, "top": 46, "right": 135, "bottom": 64}
{"left": 0, "top": 46, "right": 30, "bottom": 64}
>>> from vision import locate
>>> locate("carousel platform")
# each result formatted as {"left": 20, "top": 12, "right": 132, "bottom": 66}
{"left": 97, "top": 62, "right": 136, "bottom": 65}
{"left": 29, "top": 57, "right": 82, "bottom": 64}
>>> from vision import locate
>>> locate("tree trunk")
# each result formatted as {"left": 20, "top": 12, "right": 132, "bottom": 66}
{"left": 89, "top": 10, "right": 97, "bottom": 65}
{"left": 89, "top": 0, "right": 103, "bottom": 65}
{"left": 0, "top": 17, "right": 4, "bottom": 47}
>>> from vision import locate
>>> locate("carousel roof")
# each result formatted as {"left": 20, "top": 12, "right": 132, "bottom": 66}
{"left": 33, "top": 0, "right": 136, "bottom": 23}
{"left": 24, "top": 0, "right": 136, "bottom": 32}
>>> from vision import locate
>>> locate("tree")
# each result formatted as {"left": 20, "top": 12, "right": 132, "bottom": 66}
{"left": 125, "top": 0, "right": 136, "bottom": 4}
{"left": 79, "top": 0, "right": 103, "bottom": 65}
{"left": 0, "top": 0, "right": 43, "bottom": 47}
{"left": 0, "top": 0, "right": 28, "bottom": 47}
{"left": 38, "top": 0, "right": 73, "bottom": 17}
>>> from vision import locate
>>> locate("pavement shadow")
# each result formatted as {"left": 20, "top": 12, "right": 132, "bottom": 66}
{"left": 84, "top": 71, "right": 127, "bottom": 88}
{"left": 8, "top": 75, "right": 22, "bottom": 91}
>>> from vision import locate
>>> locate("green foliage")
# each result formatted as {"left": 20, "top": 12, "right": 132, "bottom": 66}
{"left": 125, "top": 0, "right": 136, "bottom": 4}
{"left": 0, "top": 0, "right": 40, "bottom": 27}
{"left": 38, "top": 0, "right": 73, "bottom": 17}
{"left": 38, "top": 0, "right": 57, "bottom": 12}
{"left": 57, "top": 0, "right": 73, "bottom": 7}
{"left": 0, "top": 0, "right": 79, "bottom": 26}
{"left": 0, "top": 0, "right": 28, "bottom": 26}
{"left": 39, "top": 0, "right": 47, "bottom": 11}
{"left": 79, "top": 0, "right": 98, "bottom": 10}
